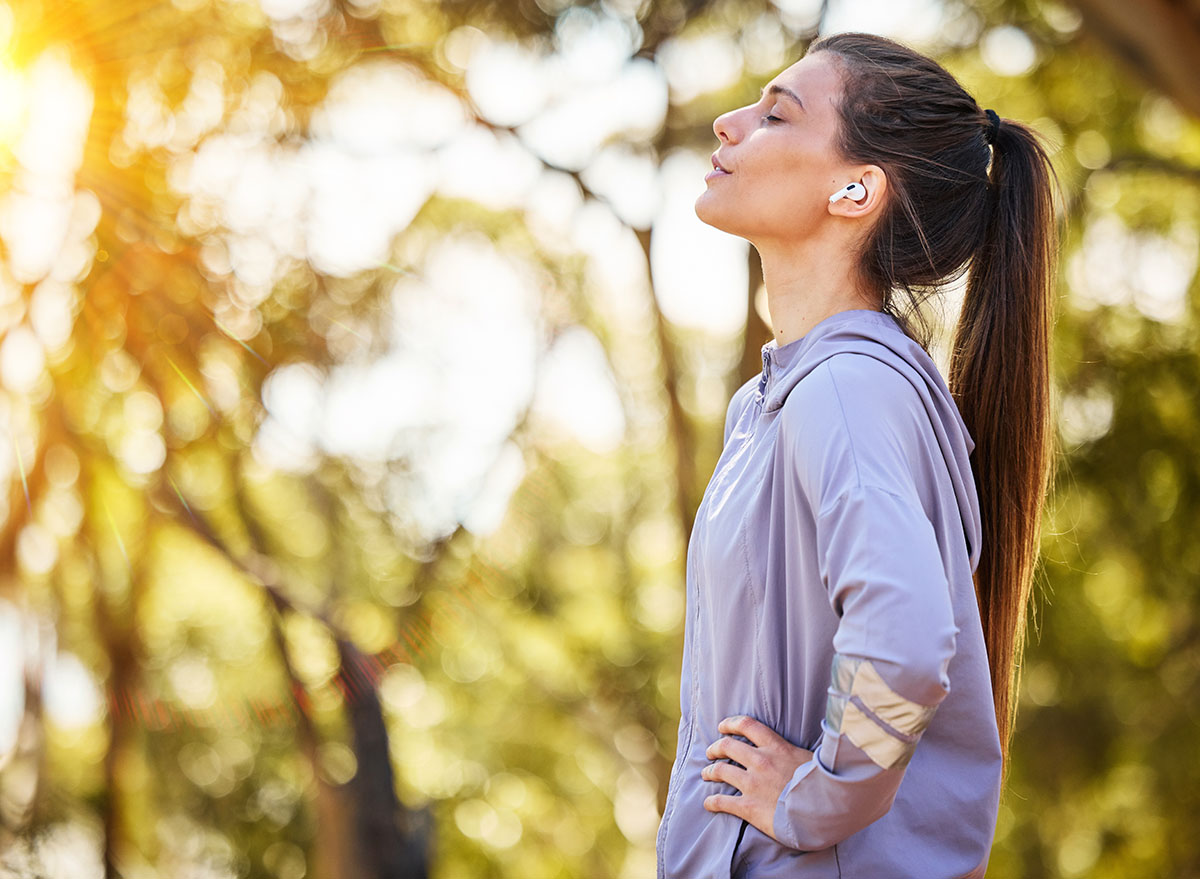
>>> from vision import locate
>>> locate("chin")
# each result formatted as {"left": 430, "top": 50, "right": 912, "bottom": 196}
{"left": 694, "top": 192, "right": 741, "bottom": 235}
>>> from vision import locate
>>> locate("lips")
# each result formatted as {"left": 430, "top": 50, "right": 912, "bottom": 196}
{"left": 711, "top": 152, "right": 731, "bottom": 173}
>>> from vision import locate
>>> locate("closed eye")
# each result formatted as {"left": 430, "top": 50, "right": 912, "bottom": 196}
{"left": 761, "top": 114, "right": 782, "bottom": 124}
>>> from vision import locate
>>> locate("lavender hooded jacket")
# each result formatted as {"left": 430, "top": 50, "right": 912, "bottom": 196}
{"left": 656, "top": 309, "right": 1003, "bottom": 878}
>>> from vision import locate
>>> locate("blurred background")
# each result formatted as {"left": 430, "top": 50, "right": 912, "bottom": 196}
{"left": 0, "top": 0, "right": 1197, "bottom": 876}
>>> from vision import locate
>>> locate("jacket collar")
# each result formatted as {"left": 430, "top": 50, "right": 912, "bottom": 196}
{"left": 759, "top": 309, "right": 898, "bottom": 413}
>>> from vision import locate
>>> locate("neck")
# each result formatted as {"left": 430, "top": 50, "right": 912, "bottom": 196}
{"left": 756, "top": 235, "right": 880, "bottom": 347}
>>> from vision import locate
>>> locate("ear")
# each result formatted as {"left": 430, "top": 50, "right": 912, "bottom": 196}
{"left": 828, "top": 165, "right": 887, "bottom": 219}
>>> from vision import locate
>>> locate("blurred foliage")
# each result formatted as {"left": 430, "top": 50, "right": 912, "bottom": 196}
{"left": 0, "top": 0, "right": 1196, "bottom": 877}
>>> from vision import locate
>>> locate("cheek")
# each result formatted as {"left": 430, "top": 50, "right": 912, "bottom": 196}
{"left": 695, "top": 148, "right": 826, "bottom": 237}
{"left": 747, "top": 148, "right": 816, "bottom": 197}
{"left": 746, "top": 169, "right": 818, "bottom": 220}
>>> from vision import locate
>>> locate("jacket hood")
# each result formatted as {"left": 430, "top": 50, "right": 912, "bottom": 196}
{"left": 758, "top": 308, "right": 982, "bottom": 573}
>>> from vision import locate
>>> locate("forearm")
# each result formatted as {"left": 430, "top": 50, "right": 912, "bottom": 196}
{"left": 773, "top": 651, "right": 942, "bottom": 850}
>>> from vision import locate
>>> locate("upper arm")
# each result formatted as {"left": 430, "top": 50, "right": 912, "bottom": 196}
{"left": 782, "top": 353, "right": 956, "bottom": 701}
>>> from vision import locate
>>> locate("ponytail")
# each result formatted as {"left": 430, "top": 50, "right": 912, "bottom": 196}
{"left": 947, "top": 115, "right": 1064, "bottom": 776}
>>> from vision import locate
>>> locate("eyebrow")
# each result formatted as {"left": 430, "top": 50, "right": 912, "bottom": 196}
{"left": 760, "top": 84, "right": 804, "bottom": 110}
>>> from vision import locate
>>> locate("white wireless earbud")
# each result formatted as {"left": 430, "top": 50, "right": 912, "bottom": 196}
{"left": 828, "top": 183, "right": 867, "bottom": 203}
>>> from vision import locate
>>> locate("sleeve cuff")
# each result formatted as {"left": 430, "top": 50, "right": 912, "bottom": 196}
{"left": 773, "top": 756, "right": 822, "bottom": 850}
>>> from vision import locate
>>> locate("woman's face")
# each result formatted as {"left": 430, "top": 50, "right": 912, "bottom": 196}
{"left": 696, "top": 51, "right": 866, "bottom": 244}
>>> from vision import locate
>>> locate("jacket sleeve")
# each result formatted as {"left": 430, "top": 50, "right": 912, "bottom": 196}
{"left": 772, "top": 356, "right": 960, "bottom": 852}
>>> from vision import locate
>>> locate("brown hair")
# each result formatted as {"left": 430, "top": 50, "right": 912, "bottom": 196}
{"left": 808, "top": 32, "right": 1064, "bottom": 778}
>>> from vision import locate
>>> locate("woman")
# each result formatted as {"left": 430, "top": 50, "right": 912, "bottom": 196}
{"left": 655, "top": 32, "right": 1062, "bottom": 879}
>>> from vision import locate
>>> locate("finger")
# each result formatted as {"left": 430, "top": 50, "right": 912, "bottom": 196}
{"left": 703, "top": 792, "right": 747, "bottom": 820}
{"left": 705, "top": 736, "right": 762, "bottom": 770}
{"left": 701, "top": 759, "right": 749, "bottom": 789}
{"left": 718, "top": 714, "right": 774, "bottom": 746}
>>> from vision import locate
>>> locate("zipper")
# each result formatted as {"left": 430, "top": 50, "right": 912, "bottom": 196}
{"left": 757, "top": 347, "right": 771, "bottom": 412}
{"left": 729, "top": 818, "right": 749, "bottom": 876}
{"left": 661, "top": 351, "right": 771, "bottom": 878}
{"left": 659, "top": 538, "right": 703, "bottom": 878}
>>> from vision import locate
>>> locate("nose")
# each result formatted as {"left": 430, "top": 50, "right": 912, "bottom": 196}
{"left": 713, "top": 109, "right": 735, "bottom": 144}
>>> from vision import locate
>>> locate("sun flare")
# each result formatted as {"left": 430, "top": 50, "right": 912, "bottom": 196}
{"left": 0, "top": 56, "right": 26, "bottom": 158}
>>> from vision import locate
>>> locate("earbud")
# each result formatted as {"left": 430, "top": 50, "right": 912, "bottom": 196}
{"left": 828, "top": 183, "right": 867, "bottom": 203}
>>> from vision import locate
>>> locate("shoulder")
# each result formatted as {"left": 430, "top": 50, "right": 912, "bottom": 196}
{"left": 781, "top": 352, "right": 924, "bottom": 440}
{"left": 779, "top": 352, "right": 926, "bottom": 507}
